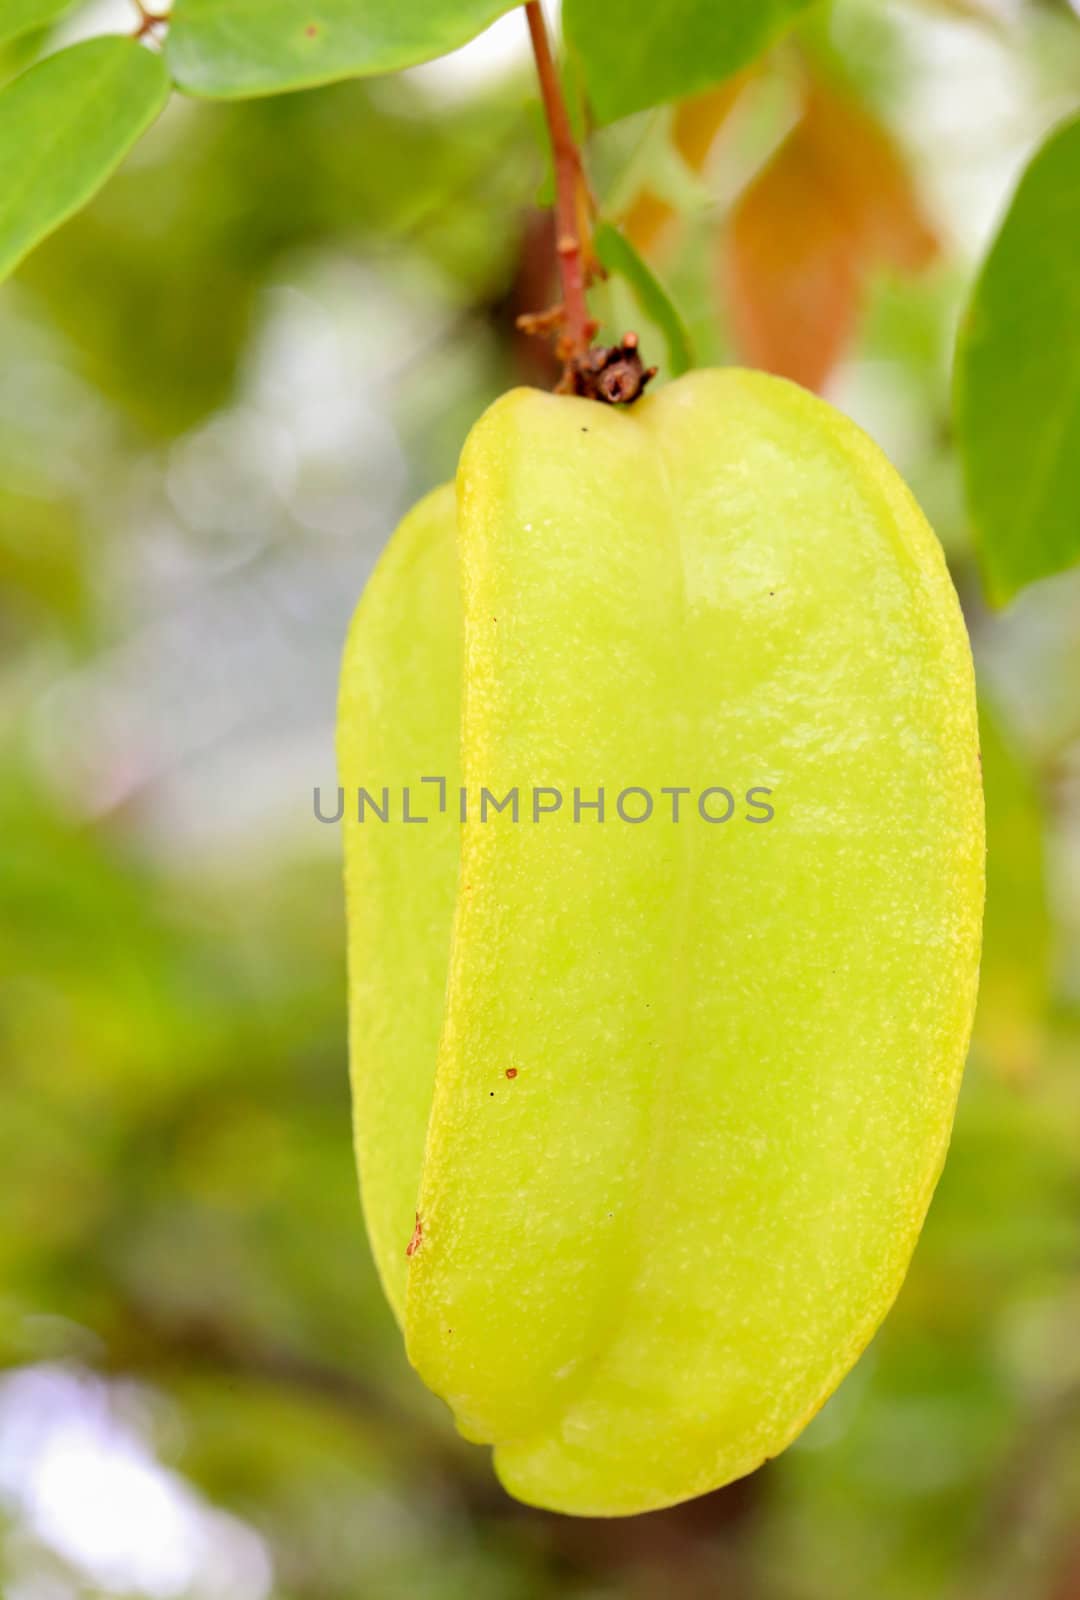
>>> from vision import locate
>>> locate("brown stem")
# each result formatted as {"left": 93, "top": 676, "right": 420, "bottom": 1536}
{"left": 524, "top": 2, "right": 593, "bottom": 368}
{"left": 520, "top": 5, "right": 655, "bottom": 403}
{"left": 132, "top": 0, "right": 168, "bottom": 38}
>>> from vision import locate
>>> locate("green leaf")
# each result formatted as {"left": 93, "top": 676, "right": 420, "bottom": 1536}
{"left": 0, "top": 0, "right": 78, "bottom": 48}
{"left": 956, "top": 114, "right": 1080, "bottom": 604}
{"left": 0, "top": 38, "right": 170, "bottom": 283}
{"left": 563, "top": 0, "right": 815, "bottom": 124}
{"left": 594, "top": 219, "right": 693, "bottom": 377}
{"left": 975, "top": 698, "right": 1049, "bottom": 1081}
{"left": 168, "top": 0, "right": 520, "bottom": 99}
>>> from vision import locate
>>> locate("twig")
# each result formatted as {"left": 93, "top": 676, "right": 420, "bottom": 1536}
{"left": 523, "top": 2, "right": 595, "bottom": 370}
{"left": 521, "top": 3, "right": 656, "bottom": 402}
{"left": 132, "top": 0, "right": 168, "bottom": 39}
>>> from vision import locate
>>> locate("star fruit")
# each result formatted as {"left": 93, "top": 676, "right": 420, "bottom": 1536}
{"left": 337, "top": 368, "right": 984, "bottom": 1516}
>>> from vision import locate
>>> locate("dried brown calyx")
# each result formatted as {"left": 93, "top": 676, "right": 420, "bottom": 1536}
{"left": 560, "top": 333, "right": 658, "bottom": 404}
{"left": 516, "top": 314, "right": 657, "bottom": 406}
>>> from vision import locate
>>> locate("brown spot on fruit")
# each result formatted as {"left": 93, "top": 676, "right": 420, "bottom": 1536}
{"left": 406, "top": 1213, "right": 423, "bottom": 1257}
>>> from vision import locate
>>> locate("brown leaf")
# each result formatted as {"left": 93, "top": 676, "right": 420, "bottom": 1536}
{"left": 724, "top": 80, "right": 938, "bottom": 391}
{"left": 810, "top": 85, "right": 938, "bottom": 274}
{"left": 726, "top": 129, "right": 861, "bottom": 392}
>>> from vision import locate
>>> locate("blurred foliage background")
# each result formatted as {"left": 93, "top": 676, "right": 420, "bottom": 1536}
{"left": 2, "top": 1, "right": 1080, "bottom": 1596}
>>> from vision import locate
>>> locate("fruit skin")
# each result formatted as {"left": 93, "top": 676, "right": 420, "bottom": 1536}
{"left": 338, "top": 369, "right": 984, "bottom": 1517}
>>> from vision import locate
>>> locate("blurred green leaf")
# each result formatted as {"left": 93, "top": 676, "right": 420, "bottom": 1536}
{"left": 0, "top": 486, "right": 87, "bottom": 642}
{"left": 167, "top": 0, "right": 519, "bottom": 99}
{"left": 974, "top": 698, "right": 1050, "bottom": 1079}
{"left": 15, "top": 76, "right": 529, "bottom": 436}
{"left": 955, "top": 113, "right": 1080, "bottom": 604}
{"left": 0, "top": 0, "right": 77, "bottom": 47}
{"left": 594, "top": 219, "right": 693, "bottom": 376}
{"left": 563, "top": 0, "right": 814, "bottom": 123}
{"left": 0, "top": 38, "right": 170, "bottom": 283}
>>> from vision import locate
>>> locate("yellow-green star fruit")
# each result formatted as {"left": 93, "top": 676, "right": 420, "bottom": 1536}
{"left": 337, "top": 368, "right": 984, "bottom": 1517}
